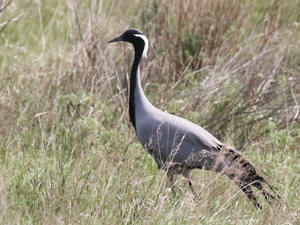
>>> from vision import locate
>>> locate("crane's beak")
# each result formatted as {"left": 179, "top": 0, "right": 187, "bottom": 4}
{"left": 108, "top": 36, "right": 123, "bottom": 43}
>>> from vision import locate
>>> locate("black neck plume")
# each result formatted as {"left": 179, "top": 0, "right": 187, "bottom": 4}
{"left": 129, "top": 41, "right": 144, "bottom": 130}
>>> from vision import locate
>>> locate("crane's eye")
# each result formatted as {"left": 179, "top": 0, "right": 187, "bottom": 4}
{"left": 128, "top": 33, "right": 133, "bottom": 36}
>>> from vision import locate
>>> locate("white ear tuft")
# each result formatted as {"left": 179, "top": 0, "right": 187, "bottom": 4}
{"left": 134, "top": 34, "right": 149, "bottom": 58}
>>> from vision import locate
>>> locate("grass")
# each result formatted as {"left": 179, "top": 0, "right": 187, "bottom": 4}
{"left": 0, "top": 0, "right": 300, "bottom": 224}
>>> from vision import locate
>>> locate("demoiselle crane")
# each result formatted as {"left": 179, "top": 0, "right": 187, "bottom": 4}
{"left": 108, "top": 29, "right": 279, "bottom": 209}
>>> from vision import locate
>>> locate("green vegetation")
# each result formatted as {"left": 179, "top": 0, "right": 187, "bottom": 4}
{"left": 0, "top": 0, "right": 300, "bottom": 224}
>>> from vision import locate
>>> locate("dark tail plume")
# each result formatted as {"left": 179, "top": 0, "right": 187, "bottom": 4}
{"left": 214, "top": 146, "right": 280, "bottom": 209}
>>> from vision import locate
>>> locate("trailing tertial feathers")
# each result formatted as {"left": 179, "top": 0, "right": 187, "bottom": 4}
{"left": 212, "top": 146, "right": 280, "bottom": 209}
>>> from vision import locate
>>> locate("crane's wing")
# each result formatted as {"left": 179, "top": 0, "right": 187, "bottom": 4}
{"left": 136, "top": 109, "right": 224, "bottom": 168}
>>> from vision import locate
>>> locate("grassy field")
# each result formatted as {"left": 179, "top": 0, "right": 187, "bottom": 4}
{"left": 0, "top": 0, "right": 300, "bottom": 224}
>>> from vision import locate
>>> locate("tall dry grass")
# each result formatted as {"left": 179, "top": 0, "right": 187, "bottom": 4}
{"left": 0, "top": 0, "right": 299, "bottom": 224}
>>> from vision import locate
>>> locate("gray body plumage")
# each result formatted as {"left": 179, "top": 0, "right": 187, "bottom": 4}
{"left": 134, "top": 77, "right": 222, "bottom": 170}
{"left": 108, "top": 29, "right": 279, "bottom": 209}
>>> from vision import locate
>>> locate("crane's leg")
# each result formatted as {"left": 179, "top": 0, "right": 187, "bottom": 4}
{"left": 167, "top": 171, "right": 176, "bottom": 196}
{"left": 183, "top": 171, "right": 198, "bottom": 199}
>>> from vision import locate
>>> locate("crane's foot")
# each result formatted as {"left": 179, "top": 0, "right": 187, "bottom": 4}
{"left": 183, "top": 171, "right": 198, "bottom": 200}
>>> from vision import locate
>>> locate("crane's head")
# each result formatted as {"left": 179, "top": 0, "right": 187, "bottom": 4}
{"left": 108, "top": 28, "right": 149, "bottom": 58}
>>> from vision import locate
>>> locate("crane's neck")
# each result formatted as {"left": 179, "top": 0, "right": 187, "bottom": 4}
{"left": 129, "top": 45, "right": 150, "bottom": 130}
